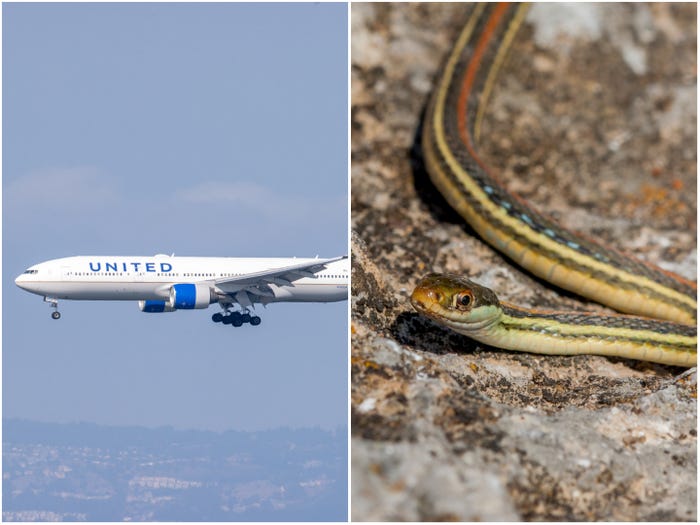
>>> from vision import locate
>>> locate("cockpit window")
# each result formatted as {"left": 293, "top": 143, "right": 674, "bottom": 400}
{"left": 23, "top": 269, "right": 38, "bottom": 274}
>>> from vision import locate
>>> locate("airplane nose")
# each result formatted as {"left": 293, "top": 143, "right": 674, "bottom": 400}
{"left": 15, "top": 273, "right": 42, "bottom": 295}
{"left": 15, "top": 272, "right": 36, "bottom": 292}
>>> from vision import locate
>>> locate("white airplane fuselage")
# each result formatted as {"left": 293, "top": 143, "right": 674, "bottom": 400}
{"left": 15, "top": 255, "right": 348, "bottom": 324}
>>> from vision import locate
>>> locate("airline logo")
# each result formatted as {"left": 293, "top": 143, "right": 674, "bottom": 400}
{"left": 88, "top": 261, "right": 173, "bottom": 273}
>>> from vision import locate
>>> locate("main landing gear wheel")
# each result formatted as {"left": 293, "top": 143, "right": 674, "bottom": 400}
{"left": 51, "top": 311, "right": 61, "bottom": 320}
{"left": 211, "top": 309, "right": 261, "bottom": 327}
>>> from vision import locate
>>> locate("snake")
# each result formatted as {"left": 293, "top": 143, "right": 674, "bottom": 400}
{"left": 410, "top": 3, "right": 697, "bottom": 367}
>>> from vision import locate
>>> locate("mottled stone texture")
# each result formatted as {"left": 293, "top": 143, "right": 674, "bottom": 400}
{"left": 351, "top": 3, "right": 696, "bottom": 521}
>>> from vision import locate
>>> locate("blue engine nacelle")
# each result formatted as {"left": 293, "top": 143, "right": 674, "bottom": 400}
{"left": 139, "top": 300, "right": 176, "bottom": 313}
{"left": 168, "top": 283, "right": 214, "bottom": 310}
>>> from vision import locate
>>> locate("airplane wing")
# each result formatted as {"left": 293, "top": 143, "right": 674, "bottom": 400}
{"left": 214, "top": 255, "right": 347, "bottom": 300}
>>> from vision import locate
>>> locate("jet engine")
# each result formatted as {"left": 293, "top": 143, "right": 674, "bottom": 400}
{"left": 139, "top": 300, "right": 176, "bottom": 313}
{"left": 168, "top": 283, "right": 215, "bottom": 309}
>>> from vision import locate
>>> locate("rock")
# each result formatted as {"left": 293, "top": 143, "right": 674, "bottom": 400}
{"left": 351, "top": 3, "right": 696, "bottom": 521}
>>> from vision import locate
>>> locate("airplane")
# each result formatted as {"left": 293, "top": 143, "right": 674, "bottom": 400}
{"left": 15, "top": 254, "right": 348, "bottom": 327}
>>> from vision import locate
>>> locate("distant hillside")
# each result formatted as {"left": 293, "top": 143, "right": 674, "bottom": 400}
{"left": 3, "top": 419, "right": 347, "bottom": 521}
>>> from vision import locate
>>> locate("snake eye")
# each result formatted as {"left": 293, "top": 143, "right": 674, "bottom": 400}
{"left": 454, "top": 291, "right": 473, "bottom": 310}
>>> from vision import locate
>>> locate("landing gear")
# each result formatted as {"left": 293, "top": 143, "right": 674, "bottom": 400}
{"left": 211, "top": 308, "right": 261, "bottom": 327}
{"left": 44, "top": 297, "right": 61, "bottom": 320}
{"left": 230, "top": 311, "right": 243, "bottom": 327}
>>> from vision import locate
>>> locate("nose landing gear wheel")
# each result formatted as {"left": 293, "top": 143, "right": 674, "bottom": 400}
{"left": 45, "top": 297, "right": 61, "bottom": 319}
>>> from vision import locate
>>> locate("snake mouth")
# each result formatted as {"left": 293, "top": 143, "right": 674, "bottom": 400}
{"left": 410, "top": 287, "right": 438, "bottom": 310}
{"left": 410, "top": 292, "right": 434, "bottom": 319}
{"left": 410, "top": 278, "right": 449, "bottom": 318}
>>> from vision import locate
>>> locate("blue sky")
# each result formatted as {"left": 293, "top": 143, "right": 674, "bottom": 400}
{"left": 3, "top": 3, "right": 348, "bottom": 432}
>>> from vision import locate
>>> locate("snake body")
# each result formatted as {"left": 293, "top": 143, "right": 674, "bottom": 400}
{"left": 413, "top": 3, "right": 697, "bottom": 366}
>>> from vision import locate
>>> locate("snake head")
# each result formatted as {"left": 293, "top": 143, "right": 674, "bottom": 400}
{"left": 410, "top": 273, "right": 501, "bottom": 330}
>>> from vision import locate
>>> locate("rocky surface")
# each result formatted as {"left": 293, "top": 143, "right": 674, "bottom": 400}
{"left": 351, "top": 3, "right": 696, "bottom": 521}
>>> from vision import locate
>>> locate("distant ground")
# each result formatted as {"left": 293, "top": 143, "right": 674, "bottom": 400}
{"left": 3, "top": 419, "right": 347, "bottom": 521}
